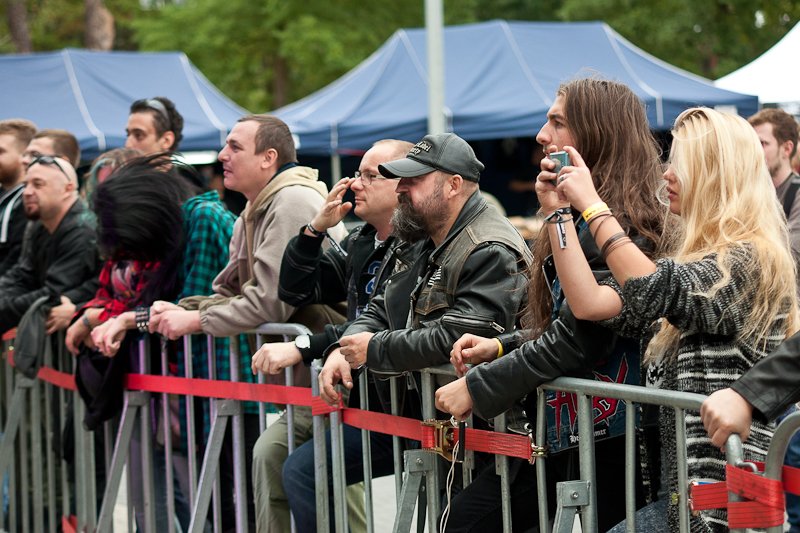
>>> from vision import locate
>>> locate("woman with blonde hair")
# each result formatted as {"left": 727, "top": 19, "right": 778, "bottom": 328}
{"left": 538, "top": 107, "right": 798, "bottom": 532}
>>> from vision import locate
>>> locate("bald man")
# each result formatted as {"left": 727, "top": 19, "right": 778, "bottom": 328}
{"left": 0, "top": 156, "right": 101, "bottom": 333}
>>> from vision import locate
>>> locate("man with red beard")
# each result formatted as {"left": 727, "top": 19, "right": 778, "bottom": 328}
{"left": 0, "top": 155, "right": 100, "bottom": 334}
{"left": 286, "top": 133, "right": 532, "bottom": 533}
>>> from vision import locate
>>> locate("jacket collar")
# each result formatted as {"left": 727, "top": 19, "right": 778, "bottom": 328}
{"left": 51, "top": 198, "right": 87, "bottom": 236}
{"left": 429, "top": 190, "right": 486, "bottom": 263}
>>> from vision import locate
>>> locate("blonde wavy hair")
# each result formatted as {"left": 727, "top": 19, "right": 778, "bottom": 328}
{"left": 646, "top": 107, "right": 800, "bottom": 362}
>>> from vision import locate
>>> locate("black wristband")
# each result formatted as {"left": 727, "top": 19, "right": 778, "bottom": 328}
{"left": 135, "top": 306, "right": 150, "bottom": 333}
{"left": 306, "top": 224, "right": 327, "bottom": 238}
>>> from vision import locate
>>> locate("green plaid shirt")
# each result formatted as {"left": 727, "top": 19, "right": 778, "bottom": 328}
{"left": 176, "top": 192, "right": 275, "bottom": 451}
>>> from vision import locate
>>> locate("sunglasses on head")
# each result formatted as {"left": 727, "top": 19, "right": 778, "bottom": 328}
{"left": 30, "top": 155, "right": 71, "bottom": 180}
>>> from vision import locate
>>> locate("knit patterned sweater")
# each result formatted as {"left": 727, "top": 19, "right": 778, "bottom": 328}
{"left": 601, "top": 245, "right": 787, "bottom": 533}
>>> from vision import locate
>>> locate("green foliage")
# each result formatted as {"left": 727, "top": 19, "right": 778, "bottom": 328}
{"left": 559, "top": 0, "right": 800, "bottom": 79}
{"left": 0, "top": 0, "right": 140, "bottom": 54}
{"left": 0, "top": 0, "right": 797, "bottom": 111}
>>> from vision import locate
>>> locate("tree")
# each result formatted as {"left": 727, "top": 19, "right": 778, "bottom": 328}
{"left": 4, "top": 0, "right": 33, "bottom": 53}
{"left": 84, "top": 0, "right": 115, "bottom": 50}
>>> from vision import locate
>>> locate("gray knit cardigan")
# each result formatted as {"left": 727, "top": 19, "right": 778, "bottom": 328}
{"left": 602, "top": 245, "right": 788, "bottom": 533}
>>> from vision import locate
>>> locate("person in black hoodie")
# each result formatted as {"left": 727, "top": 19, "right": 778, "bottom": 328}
{"left": 0, "top": 119, "right": 37, "bottom": 278}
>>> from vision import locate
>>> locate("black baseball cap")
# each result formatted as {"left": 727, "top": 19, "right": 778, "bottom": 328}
{"left": 378, "top": 133, "right": 484, "bottom": 182}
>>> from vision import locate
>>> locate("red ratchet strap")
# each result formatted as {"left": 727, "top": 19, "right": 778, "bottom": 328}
{"left": 690, "top": 462, "right": 800, "bottom": 529}
{"left": 2, "top": 329, "right": 15, "bottom": 341}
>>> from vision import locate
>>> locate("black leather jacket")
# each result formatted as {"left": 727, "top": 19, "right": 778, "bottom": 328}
{"left": 731, "top": 330, "right": 800, "bottom": 422}
{"left": 341, "top": 191, "right": 532, "bottom": 374}
{"left": 465, "top": 220, "right": 650, "bottom": 421}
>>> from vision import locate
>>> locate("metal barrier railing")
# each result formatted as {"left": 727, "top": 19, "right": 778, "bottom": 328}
{"left": 1, "top": 329, "right": 795, "bottom": 533}
{"left": 0, "top": 323, "right": 313, "bottom": 533}
{"left": 322, "top": 363, "right": 768, "bottom": 533}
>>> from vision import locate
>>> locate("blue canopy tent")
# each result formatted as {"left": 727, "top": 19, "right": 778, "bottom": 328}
{"left": 0, "top": 48, "right": 248, "bottom": 161}
{"left": 274, "top": 20, "right": 758, "bottom": 155}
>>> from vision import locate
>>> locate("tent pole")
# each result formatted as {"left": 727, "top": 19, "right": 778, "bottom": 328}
{"left": 331, "top": 153, "right": 342, "bottom": 183}
{"left": 425, "top": 0, "right": 446, "bottom": 135}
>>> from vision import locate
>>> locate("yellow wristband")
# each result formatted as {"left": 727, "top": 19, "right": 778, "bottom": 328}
{"left": 582, "top": 202, "right": 609, "bottom": 222}
{"left": 495, "top": 338, "right": 504, "bottom": 359}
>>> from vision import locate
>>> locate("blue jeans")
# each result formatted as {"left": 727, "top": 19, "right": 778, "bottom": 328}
{"left": 777, "top": 409, "right": 800, "bottom": 533}
{"left": 282, "top": 424, "right": 395, "bottom": 533}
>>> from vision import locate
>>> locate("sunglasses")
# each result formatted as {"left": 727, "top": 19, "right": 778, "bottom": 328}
{"left": 30, "top": 155, "right": 71, "bottom": 180}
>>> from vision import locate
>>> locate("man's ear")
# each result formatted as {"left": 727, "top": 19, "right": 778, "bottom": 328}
{"left": 159, "top": 131, "right": 176, "bottom": 151}
{"left": 782, "top": 140, "right": 795, "bottom": 161}
{"left": 261, "top": 148, "right": 278, "bottom": 170}
{"left": 448, "top": 174, "right": 464, "bottom": 198}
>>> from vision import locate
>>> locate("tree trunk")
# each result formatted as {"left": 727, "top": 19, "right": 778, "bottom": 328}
{"left": 4, "top": 0, "right": 33, "bottom": 53}
{"left": 272, "top": 54, "right": 289, "bottom": 110}
{"left": 84, "top": 0, "right": 115, "bottom": 50}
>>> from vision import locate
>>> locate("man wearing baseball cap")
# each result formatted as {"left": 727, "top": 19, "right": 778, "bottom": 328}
{"left": 288, "top": 133, "right": 532, "bottom": 532}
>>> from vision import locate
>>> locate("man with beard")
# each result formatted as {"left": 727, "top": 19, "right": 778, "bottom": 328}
{"left": 284, "top": 133, "right": 532, "bottom": 533}
{"left": 0, "top": 156, "right": 100, "bottom": 334}
{"left": 0, "top": 119, "right": 38, "bottom": 277}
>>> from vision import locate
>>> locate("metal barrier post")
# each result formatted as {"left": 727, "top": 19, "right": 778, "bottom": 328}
{"left": 0, "top": 338, "right": 6, "bottom": 530}
{"left": 207, "top": 334, "right": 221, "bottom": 533}
{"left": 536, "top": 389, "right": 550, "bottom": 533}
{"left": 139, "top": 336, "right": 157, "bottom": 533}
{"left": 674, "top": 407, "right": 690, "bottom": 533}
{"left": 359, "top": 370, "right": 375, "bottom": 533}
{"left": 7, "top": 353, "right": 16, "bottom": 533}
{"left": 161, "top": 339, "right": 176, "bottom": 533}
{"left": 420, "top": 371, "right": 440, "bottom": 533}
{"left": 390, "top": 376, "right": 403, "bottom": 504}
{"left": 184, "top": 334, "right": 198, "bottom": 505}
{"left": 624, "top": 400, "right": 636, "bottom": 533}
{"left": 724, "top": 434, "right": 746, "bottom": 533}
{"left": 311, "top": 360, "right": 330, "bottom": 533}
{"left": 31, "top": 369, "right": 44, "bottom": 533}
{"left": 329, "top": 383, "right": 348, "bottom": 533}
{"left": 576, "top": 393, "right": 597, "bottom": 533}
{"left": 43, "top": 340, "right": 57, "bottom": 533}
{"left": 21, "top": 378, "right": 30, "bottom": 533}
{"left": 57, "top": 339, "right": 69, "bottom": 526}
{"left": 229, "top": 335, "right": 248, "bottom": 531}
{"left": 764, "top": 411, "right": 800, "bottom": 533}
{"left": 494, "top": 411, "right": 512, "bottom": 533}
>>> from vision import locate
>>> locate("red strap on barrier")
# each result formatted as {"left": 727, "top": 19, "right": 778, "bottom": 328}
{"left": 453, "top": 427, "right": 533, "bottom": 461}
{"left": 37, "top": 366, "right": 77, "bottom": 391}
{"left": 311, "top": 393, "right": 343, "bottom": 416}
{"left": 690, "top": 462, "right": 795, "bottom": 529}
{"left": 342, "top": 407, "right": 423, "bottom": 441}
{"left": 123, "top": 374, "right": 313, "bottom": 406}
{"left": 62, "top": 515, "right": 77, "bottom": 533}
{"left": 2, "top": 329, "right": 15, "bottom": 341}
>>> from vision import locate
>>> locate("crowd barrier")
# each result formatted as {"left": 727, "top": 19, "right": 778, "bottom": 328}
{"left": 1, "top": 326, "right": 799, "bottom": 533}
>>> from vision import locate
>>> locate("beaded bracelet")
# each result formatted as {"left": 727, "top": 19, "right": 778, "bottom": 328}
{"left": 135, "top": 306, "right": 150, "bottom": 333}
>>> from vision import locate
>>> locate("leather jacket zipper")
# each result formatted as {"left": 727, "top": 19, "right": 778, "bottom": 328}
{"left": 441, "top": 314, "right": 505, "bottom": 334}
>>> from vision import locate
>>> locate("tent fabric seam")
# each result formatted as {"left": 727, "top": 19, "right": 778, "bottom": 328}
{"left": 602, "top": 24, "right": 664, "bottom": 126}
{"left": 500, "top": 20, "right": 552, "bottom": 107}
{"left": 61, "top": 49, "right": 106, "bottom": 151}
{"left": 179, "top": 53, "right": 228, "bottom": 146}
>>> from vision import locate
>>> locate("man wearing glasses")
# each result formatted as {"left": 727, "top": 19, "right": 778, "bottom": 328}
{"left": 0, "top": 155, "right": 100, "bottom": 335}
{"left": 249, "top": 139, "right": 415, "bottom": 533}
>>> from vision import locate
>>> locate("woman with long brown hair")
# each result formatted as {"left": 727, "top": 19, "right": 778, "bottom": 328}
{"left": 434, "top": 77, "right": 667, "bottom": 532}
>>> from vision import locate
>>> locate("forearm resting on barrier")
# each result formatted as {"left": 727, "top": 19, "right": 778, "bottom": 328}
{"left": 251, "top": 341, "right": 302, "bottom": 375}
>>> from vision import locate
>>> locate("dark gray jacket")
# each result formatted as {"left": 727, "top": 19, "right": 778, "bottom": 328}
{"left": 0, "top": 199, "right": 101, "bottom": 333}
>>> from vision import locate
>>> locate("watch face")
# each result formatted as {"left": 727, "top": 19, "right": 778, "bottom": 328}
{"left": 295, "top": 335, "right": 311, "bottom": 350}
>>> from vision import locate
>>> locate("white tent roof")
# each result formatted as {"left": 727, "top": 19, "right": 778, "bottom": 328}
{"left": 715, "top": 23, "right": 800, "bottom": 105}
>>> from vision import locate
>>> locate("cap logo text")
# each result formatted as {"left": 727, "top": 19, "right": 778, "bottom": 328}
{"left": 409, "top": 141, "right": 432, "bottom": 156}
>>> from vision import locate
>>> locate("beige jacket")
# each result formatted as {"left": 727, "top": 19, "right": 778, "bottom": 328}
{"left": 180, "top": 165, "right": 346, "bottom": 336}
